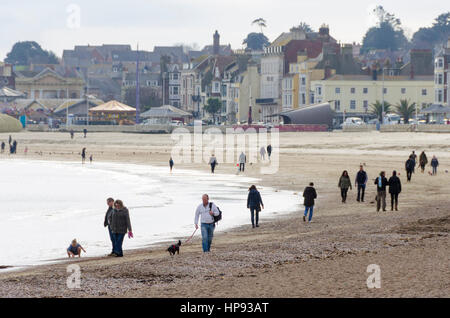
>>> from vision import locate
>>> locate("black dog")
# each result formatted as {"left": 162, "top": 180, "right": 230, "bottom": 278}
{"left": 167, "top": 240, "right": 182, "bottom": 256}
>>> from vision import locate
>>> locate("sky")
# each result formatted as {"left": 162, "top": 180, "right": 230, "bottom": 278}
{"left": 0, "top": 0, "right": 448, "bottom": 60}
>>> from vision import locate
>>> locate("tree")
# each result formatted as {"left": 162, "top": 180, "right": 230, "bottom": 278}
{"left": 5, "top": 41, "right": 59, "bottom": 65}
{"left": 370, "top": 100, "right": 391, "bottom": 122}
{"left": 412, "top": 12, "right": 450, "bottom": 48}
{"left": 252, "top": 18, "right": 267, "bottom": 34}
{"left": 395, "top": 99, "right": 416, "bottom": 124}
{"left": 243, "top": 33, "right": 270, "bottom": 51}
{"left": 123, "top": 86, "right": 162, "bottom": 112}
{"left": 204, "top": 98, "right": 221, "bottom": 123}
{"left": 290, "top": 22, "right": 314, "bottom": 33}
{"left": 361, "top": 6, "right": 408, "bottom": 52}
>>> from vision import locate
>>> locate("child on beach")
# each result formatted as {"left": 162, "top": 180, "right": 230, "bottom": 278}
{"left": 67, "top": 239, "right": 86, "bottom": 258}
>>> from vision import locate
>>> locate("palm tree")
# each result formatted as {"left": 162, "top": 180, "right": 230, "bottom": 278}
{"left": 395, "top": 99, "right": 416, "bottom": 124}
{"left": 370, "top": 100, "right": 391, "bottom": 122}
{"left": 252, "top": 18, "right": 267, "bottom": 34}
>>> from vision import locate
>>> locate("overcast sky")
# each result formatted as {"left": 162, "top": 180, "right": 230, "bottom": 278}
{"left": 0, "top": 0, "right": 448, "bottom": 60}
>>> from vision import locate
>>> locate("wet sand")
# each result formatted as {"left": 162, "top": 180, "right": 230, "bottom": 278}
{"left": 0, "top": 131, "right": 449, "bottom": 297}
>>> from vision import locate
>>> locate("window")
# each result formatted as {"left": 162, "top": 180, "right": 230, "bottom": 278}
{"left": 335, "top": 100, "right": 341, "bottom": 111}
{"left": 335, "top": 87, "right": 341, "bottom": 94}
{"left": 363, "top": 88, "right": 368, "bottom": 94}
{"left": 350, "top": 100, "right": 356, "bottom": 110}
{"left": 316, "top": 86, "right": 322, "bottom": 96}
{"left": 437, "top": 58, "right": 444, "bottom": 68}
{"left": 350, "top": 88, "right": 355, "bottom": 94}
{"left": 301, "top": 77, "right": 306, "bottom": 86}
{"left": 300, "top": 93, "right": 306, "bottom": 105}
{"left": 383, "top": 88, "right": 388, "bottom": 94}
{"left": 436, "top": 89, "right": 443, "bottom": 103}
{"left": 422, "top": 89, "right": 427, "bottom": 96}
{"left": 401, "top": 88, "right": 406, "bottom": 94}
{"left": 438, "top": 74, "right": 443, "bottom": 85}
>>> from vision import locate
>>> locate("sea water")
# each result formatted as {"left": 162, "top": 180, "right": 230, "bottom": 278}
{"left": 0, "top": 159, "right": 299, "bottom": 268}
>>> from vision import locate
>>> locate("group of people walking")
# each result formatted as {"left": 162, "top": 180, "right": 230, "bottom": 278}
{"left": 406, "top": 151, "right": 440, "bottom": 181}
{"left": 1, "top": 135, "right": 18, "bottom": 154}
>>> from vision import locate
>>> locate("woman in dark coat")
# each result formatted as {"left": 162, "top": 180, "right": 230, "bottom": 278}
{"left": 388, "top": 170, "right": 402, "bottom": 211}
{"left": 110, "top": 200, "right": 133, "bottom": 257}
{"left": 247, "top": 185, "right": 264, "bottom": 228}
{"left": 338, "top": 170, "right": 352, "bottom": 203}
{"left": 419, "top": 151, "right": 428, "bottom": 173}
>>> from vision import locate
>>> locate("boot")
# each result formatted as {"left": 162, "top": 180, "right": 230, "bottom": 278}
{"left": 395, "top": 203, "right": 398, "bottom": 211}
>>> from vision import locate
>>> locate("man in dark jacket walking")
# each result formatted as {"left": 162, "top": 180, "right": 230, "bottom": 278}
{"left": 104, "top": 198, "right": 115, "bottom": 255}
{"left": 375, "top": 171, "right": 388, "bottom": 212}
{"left": 303, "top": 182, "right": 317, "bottom": 223}
{"left": 355, "top": 165, "right": 368, "bottom": 202}
{"left": 405, "top": 158, "right": 415, "bottom": 182}
{"left": 388, "top": 171, "right": 401, "bottom": 211}
{"left": 267, "top": 144, "right": 272, "bottom": 160}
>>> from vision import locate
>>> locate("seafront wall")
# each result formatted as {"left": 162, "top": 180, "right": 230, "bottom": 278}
{"left": 342, "top": 124, "right": 450, "bottom": 133}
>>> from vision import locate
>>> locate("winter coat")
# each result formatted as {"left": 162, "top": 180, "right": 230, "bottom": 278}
{"left": 303, "top": 186, "right": 317, "bottom": 207}
{"left": 374, "top": 176, "right": 388, "bottom": 192}
{"left": 431, "top": 158, "right": 439, "bottom": 168}
{"left": 388, "top": 176, "right": 402, "bottom": 194}
{"left": 247, "top": 189, "right": 263, "bottom": 209}
{"left": 419, "top": 153, "right": 428, "bottom": 166}
{"left": 110, "top": 207, "right": 132, "bottom": 234}
{"left": 338, "top": 176, "right": 352, "bottom": 189}
{"left": 405, "top": 159, "right": 415, "bottom": 171}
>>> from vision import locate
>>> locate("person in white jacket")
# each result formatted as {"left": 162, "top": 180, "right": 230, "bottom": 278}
{"left": 194, "top": 194, "right": 220, "bottom": 252}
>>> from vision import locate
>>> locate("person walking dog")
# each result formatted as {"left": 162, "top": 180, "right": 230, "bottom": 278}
{"left": 194, "top": 194, "right": 220, "bottom": 253}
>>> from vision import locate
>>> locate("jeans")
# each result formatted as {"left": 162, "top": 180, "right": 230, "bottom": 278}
{"left": 304, "top": 206, "right": 314, "bottom": 222}
{"left": 111, "top": 233, "right": 125, "bottom": 256}
{"left": 239, "top": 163, "right": 245, "bottom": 172}
{"left": 211, "top": 163, "right": 216, "bottom": 173}
{"left": 406, "top": 170, "right": 413, "bottom": 182}
{"left": 340, "top": 188, "right": 349, "bottom": 202}
{"left": 250, "top": 207, "right": 259, "bottom": 226}
{"left": 390, "top": 193, "right": 399, "bottom": 210}
{"left": 108, "top": 226, "right": 114, "bottom": 253}
{"left": 432, "top": 166, "right": 437, "bottom": 175}
{"left": 357, "top": 184, "right": 366, "bottom": 201}
{"left": 376, "top": 191, "right": 386, "bottom": 211}
{"left": 201, "top": 223, "right": 215, "bottom": 252}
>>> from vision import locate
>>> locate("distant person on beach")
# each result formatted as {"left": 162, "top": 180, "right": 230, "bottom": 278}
{"left": 83, "top": 128, "right": 87, "bottom": 138}
{"left": 247, "top": 185, "right": 264, "bottom": 228}
{"left": 67, "top": 239, "right": 86, "bottom": 258}
{"left": 12, "top": 140, "right": 17, "bottom": 154}
{"left": 8, "top": 135, "right": 12, "bottom": 145}
{"left": 303, "top": 182, "right": 317, "bottom": 223}
{"left": 89, "top": 154, "right": 93, "bottom": 164}
{"left": 355, "top": 165, "right": 368, "bottom": 202}
{"left": 388, "top": 170, "right": 402, "bottom": 211}
{"left": 70, "top": 130, "right": 74, "bottom": 139}
{"left": 194, "top": 194, "right": 220, "bottom": 253}
{"left": 374, "top": 171, "right": 388, "bottom": 212}
{"left": 169, "top": 157, "right": 174, "bottom": 172}
{"left": 209, "top": 154, "right": 218, "bottom": 174}
{"left": 338, "top": 170, "right": 352, "bottom": 203}
{"left": 409, "top": 151, "right": 417, "bottom": 173}
{"left": 81, "top": 148, "right": 86, "bottom": 164}
{"left": 104, "top": 198, "right": 115, "bottom": 256}
{"left": 260, "top": 146, "right": 266, "bottom": 161}
{"left": 239, "top": 152, "right": 246, "bottom": 172}
{"left": 24, "top": 147, "right": 28, "bottom": 155}
{"left": 110, "top": 200, "right": 133, "bottom": 257}
{"left": 419, "top": 151, "right": 428, "bottom": 173}
{"left": 1, "top": 141, "right": 5, "bottom": 153}
{"left": 405, "top": 157, "right": 415, "bottom": 182}
{"left": 267, "top": 144, "right": 272, "bottom": 160}
{"left": 431, "top": 156, "right": 439, "bottom": 175}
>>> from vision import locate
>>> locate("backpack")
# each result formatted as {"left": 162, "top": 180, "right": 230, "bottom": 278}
{"left": 209, "top": 202, "right": 222, "bottom": 223}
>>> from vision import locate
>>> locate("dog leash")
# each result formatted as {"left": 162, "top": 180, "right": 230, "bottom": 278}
{"left": 184, "top": 228, "right": 198, "bottom": 244}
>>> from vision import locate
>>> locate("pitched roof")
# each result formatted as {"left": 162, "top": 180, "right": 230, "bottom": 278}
{"left": 140, "top": 105, "right": 192, "bottom": 118}
{"left": 89, "top": 100, "right": 135, "bottom": 112}
{"left": 0, "top": 87, "right": 25, "bottom": 98}
{"left": 421, "top": 104, "right": 450, "bottom": 114}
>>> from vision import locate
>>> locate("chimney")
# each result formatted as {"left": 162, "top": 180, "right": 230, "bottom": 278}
{"left": 213, "top": 30, "right": 220, "bottom": 55}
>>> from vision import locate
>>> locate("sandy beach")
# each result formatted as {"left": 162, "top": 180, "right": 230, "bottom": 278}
{"left": 0, "top": 131, "right": 449, "bottom": 297}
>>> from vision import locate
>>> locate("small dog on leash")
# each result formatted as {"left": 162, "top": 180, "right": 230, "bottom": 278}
{"left": 167, "top": 240, "right": 182, "bottom": 256}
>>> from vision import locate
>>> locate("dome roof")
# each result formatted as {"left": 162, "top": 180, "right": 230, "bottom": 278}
{"left": 0, "top": 114, "right": 23, "bottom": 133}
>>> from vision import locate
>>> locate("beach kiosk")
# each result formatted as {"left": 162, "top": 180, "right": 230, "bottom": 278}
{"left": 89, "top": 100, "right": 136, "bottom": 125}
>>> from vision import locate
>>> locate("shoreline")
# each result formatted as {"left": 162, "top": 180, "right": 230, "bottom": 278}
{"left": 0, "top": 131, "right": 448, "bottom": 297}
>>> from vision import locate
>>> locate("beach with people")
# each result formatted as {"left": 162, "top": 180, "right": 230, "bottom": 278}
{"left": 0, "top": 131, "right": 448, "bottom": 297}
